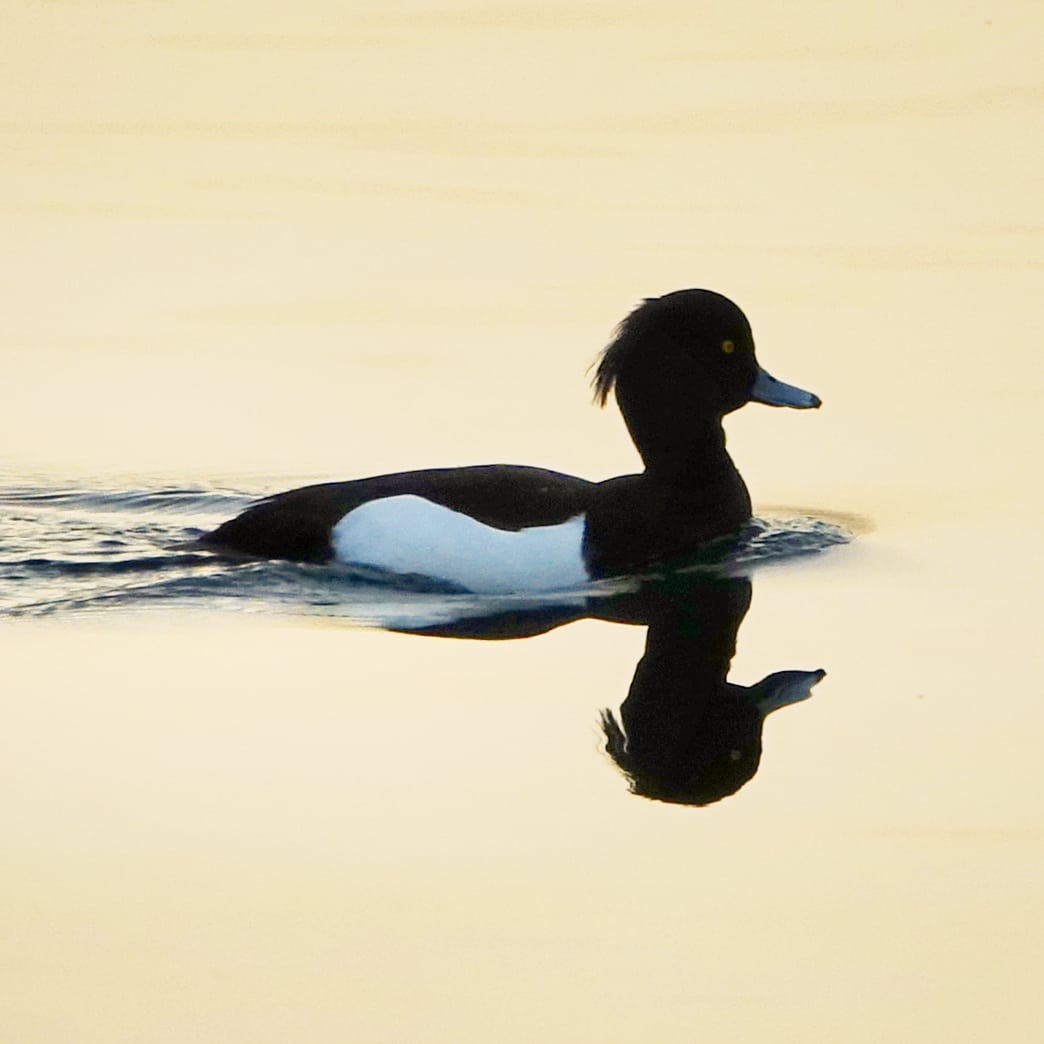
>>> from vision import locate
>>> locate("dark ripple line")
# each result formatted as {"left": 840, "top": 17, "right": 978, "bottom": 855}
{"left": 5, "top": 552, "right": 217, "bottom": 578}
{"left": 0, "top": 486, "right": 256, "bottom": 514}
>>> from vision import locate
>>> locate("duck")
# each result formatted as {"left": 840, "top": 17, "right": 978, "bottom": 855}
{"left": 201, "top": 289, "right": 820, "bottom": 592}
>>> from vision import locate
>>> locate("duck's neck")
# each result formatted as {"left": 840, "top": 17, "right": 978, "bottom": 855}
{"left": 633, "top": 416, "right": 742, "bottom": 489}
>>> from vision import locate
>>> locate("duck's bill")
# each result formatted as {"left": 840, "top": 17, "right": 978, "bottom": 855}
{"left": 750, "top": 367, "right": 821, "bottom": 409}
{"left": 755, "top": 668, "right": 826, "bottom": 716}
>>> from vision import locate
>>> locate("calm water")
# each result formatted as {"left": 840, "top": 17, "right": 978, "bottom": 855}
{"left": 3, "top": 2, "right": 1043, "bottom": 1042}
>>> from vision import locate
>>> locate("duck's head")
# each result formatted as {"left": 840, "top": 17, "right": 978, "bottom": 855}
{"left": 593, "top": 289, "right": 820, "bottom": 423}
{"left": 601, "top": 667, "right": 826, "bottom": 807}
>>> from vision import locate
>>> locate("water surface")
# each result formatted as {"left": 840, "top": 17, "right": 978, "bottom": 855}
{"left": 2, "top": 2, "right": 1042, "bottom": 1042}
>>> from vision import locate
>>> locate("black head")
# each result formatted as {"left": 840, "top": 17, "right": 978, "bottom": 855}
{"left": 601, "top": 696, "right": 764, "bottom": 806}
{"left": 592, "top": 290, "right": 819, "bottom": 478}
{"left": 600, "top": 668, "right": 825, "bottom": 807}
{"left": 593, "top": 289, "right": 762, "bottom": 417}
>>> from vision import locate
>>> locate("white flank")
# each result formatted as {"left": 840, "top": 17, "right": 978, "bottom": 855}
{"left": 330, "top": 494, "right": 590, "bottom": 594}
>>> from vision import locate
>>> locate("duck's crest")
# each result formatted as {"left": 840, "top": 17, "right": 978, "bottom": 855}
{"left": 591, "top": 296, "right": 659, "bottom": 407}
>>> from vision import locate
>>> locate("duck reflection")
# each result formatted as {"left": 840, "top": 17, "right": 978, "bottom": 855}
{"left": 599, "top": 579, "right": 822, "bottom": 805}
{"left": 394, "top": 572, "right": 823, "bottom": 806}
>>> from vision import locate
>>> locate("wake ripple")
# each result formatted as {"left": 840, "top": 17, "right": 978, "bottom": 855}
{"left": 1, "top": 478, "right": 852, "bottom": 623}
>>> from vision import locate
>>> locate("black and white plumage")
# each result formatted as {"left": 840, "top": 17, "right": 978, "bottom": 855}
{"left": 201, "top": 289, "right": 820, "bottom": 591}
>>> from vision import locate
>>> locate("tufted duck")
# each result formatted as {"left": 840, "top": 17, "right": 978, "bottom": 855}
{"left": 202, "top": 289, "right": 820, "bottom": 590}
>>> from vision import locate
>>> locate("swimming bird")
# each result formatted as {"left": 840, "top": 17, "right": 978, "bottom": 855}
{"left": 201, "top": 289, "right": 820, "bottom": 591}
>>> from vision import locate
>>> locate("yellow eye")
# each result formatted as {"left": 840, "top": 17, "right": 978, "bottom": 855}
{"left": 721, "top": 340, "right": 735, "bottom": 354}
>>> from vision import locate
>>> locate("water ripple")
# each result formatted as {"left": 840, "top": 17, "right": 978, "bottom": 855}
{"left": 1, "top": 479, "right": 852, "bottom": 622}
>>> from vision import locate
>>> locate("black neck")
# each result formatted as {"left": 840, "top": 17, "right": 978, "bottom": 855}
{"left": 627, "top": 412, "right": 739, "bottom": 487}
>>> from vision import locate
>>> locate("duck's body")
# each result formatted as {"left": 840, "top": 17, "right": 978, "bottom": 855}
{"left": 202, "top": 290, "right": 820, "bottom": 591}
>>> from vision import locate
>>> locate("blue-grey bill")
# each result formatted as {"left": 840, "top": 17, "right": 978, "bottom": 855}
{"left": 750, "top": 367, "right": 821, "bottom": 409}
{"left": 755, "top": 668, "right": 827, "bottom": 716}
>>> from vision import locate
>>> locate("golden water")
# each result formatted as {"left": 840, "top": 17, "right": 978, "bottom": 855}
{"left": 2, "top": 2, "right": 1042, "bottom": 1040}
